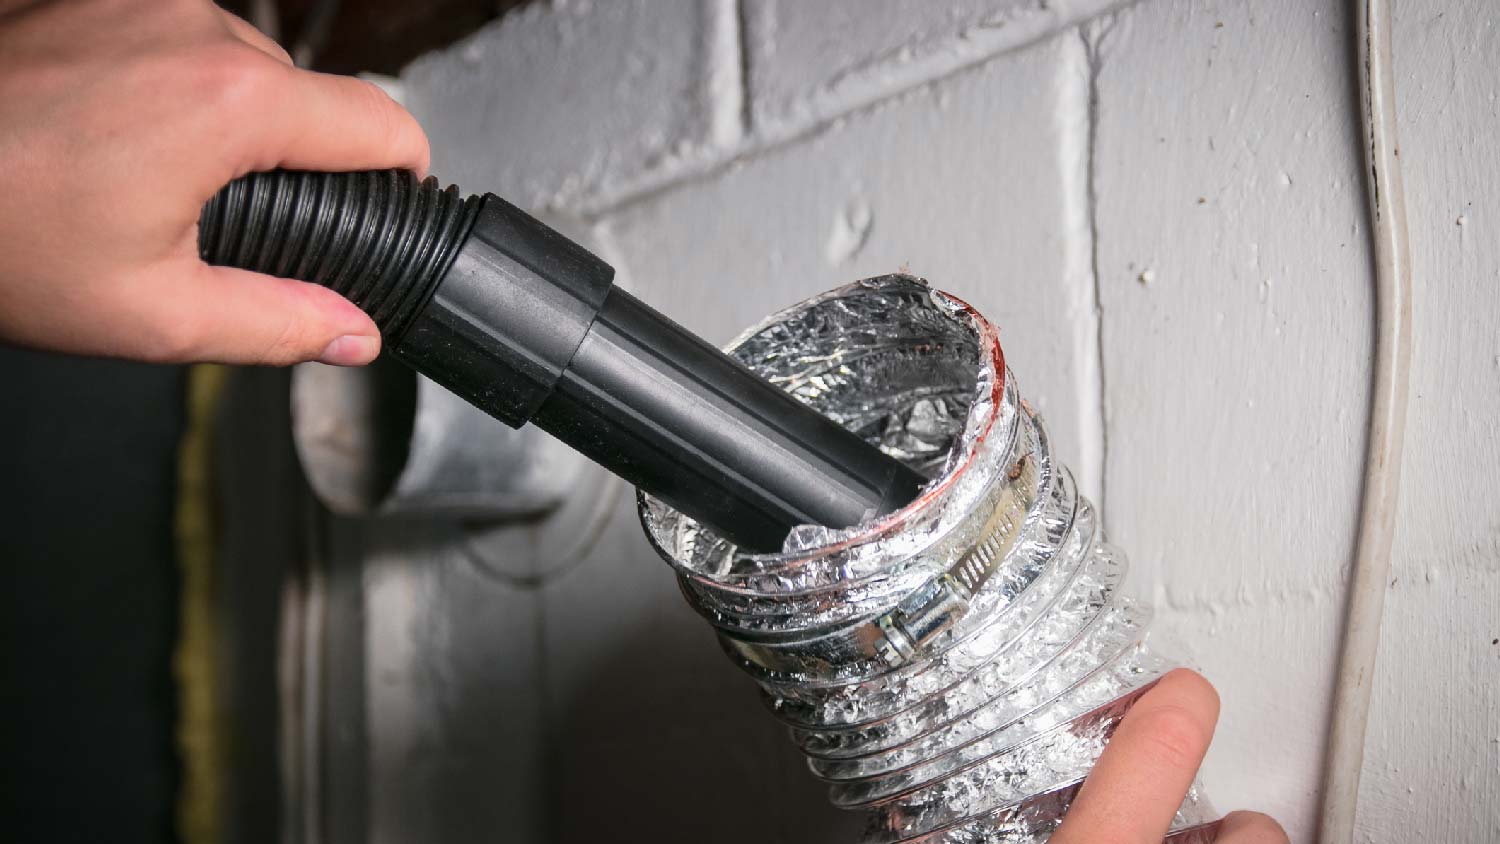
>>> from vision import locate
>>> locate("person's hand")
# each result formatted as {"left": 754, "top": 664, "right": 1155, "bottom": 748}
{"left": 0, "top": 0, "right": 429, "bottom": 365}
{"left": 1053, "top": 669, "right": 1287, "bottom": 844}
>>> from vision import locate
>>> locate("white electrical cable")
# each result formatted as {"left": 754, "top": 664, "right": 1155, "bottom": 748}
{"left": 1319, "top": 0, "right": 1414, "bottom": 841}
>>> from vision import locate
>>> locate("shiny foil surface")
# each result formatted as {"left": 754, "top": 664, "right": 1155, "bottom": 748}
{"left": 640, "top": 275, "right": 1220, "bottom": 843}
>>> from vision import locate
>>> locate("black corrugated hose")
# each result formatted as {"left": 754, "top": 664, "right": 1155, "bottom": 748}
{"left": 199, "top": 169, "right": 480, "bottom": 343}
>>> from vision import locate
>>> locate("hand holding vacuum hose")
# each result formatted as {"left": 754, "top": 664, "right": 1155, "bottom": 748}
{"left": 0, "top": 0, "right": 423, "bottom": 367}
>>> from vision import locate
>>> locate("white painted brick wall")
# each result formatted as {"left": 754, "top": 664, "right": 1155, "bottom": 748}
{"left": 1089, "top": 2, "right": 1375, "bottom": 834}
{"left": 1360, "top": 2, "right": 1500, "bottom": 840}
{"left": 402, "top": 0, "right": 728, "bottom": 212}
{"left": 741, "top": 0, "right": 1128, "bottom": 135}
{"left": 349, "top": 0, "right": 1500, "bottom": 840}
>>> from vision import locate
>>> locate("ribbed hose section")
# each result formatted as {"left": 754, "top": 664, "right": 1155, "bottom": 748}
{"left": 198, "top": 169, "right": 481, "bottom": 342}
{"left": 640, "top": 277, "right": 1224, "bottom": 844}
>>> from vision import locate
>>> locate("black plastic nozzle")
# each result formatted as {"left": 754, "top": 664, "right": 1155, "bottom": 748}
{"left": 200, "top": 170, "right": 924, "bottom": 552}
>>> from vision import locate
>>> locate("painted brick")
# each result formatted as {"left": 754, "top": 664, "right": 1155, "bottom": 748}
{"left": 1357, "top": 1, "right": 1500, "bottom": 838}
{"left": 401, "top": 0, "right": 722, "bottom": 212}
{"left": 743, "top": 0, "right": 1129, "bottom": 135}
{"left": 1089, "top": 1, "right": 1373, "bottom": 836}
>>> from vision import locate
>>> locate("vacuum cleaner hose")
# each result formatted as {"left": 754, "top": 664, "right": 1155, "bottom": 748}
{"left": 199, "top": 169, "right": 925, "bottom": 552}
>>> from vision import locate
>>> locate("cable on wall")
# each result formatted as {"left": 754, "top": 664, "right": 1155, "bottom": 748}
{"left": 1319, "top": 0, "right": 1414, "bottom": 840}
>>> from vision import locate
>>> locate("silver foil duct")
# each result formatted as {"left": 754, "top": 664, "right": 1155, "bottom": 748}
{"left": 640, "top": 275, "right": 1222, "bottom": 843}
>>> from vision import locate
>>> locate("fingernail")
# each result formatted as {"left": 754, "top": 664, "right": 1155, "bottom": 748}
{"left": 317, "top": 334, "right": 380, "bottom": 366}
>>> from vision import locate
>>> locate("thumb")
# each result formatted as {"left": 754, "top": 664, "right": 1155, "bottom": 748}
{"left": 167, "top": 263, "right": 382, "bottom": 366}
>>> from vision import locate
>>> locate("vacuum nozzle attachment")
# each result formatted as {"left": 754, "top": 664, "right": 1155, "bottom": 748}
{"left": 199, "top": 169, "right": 925, "bottom": 552}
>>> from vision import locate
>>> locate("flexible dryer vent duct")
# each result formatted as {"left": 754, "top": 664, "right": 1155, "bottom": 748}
{"left": 641, "top": 275, "right": 1222, "bottom": 843}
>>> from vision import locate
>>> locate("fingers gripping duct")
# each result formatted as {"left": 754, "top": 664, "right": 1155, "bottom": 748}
{"left": 640, "top": 276, "right": 1221, "bottom": 843}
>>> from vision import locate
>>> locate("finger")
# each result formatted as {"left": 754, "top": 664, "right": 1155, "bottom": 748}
{"left": 1052, "top": 669, "right": 1220, "bottom": 844}
{"left": 160, "top": 263, "right": 380, "bottom": 366}
{"left": 216, "top": 8, "right": 293, "bottom": 65}
{"left": 245, "top": 66, "right": 430, "bottom": 176}
{"left": 1215, "top": 811, "right": 1289, "bottom": 844}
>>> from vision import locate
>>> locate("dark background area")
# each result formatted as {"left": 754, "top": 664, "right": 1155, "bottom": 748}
{"left": 0, "top": 351, "right": 186, "bottom": 844}
{"left": 218, "top": 0, "right": 534, "bottom": 74}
